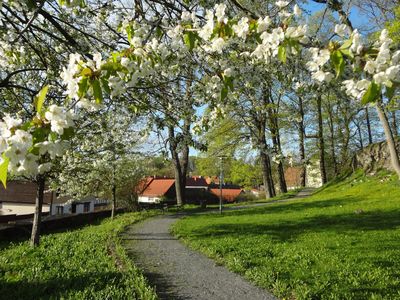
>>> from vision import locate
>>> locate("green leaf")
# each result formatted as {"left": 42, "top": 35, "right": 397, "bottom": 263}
{"left": 78, "top": 77, "right": 89, "bottom": 98}
{"left": 220, "top": 86, "right": 228, "bottom": 101}
{"left": 80, "top": 67, "right": 92, "bottom": 77}
{"left": 330, "top": 50, "right": 344, "bottom": 78}
{"left": 361, "top": 81, "right": 381, "bottom": 105}
{"left": 340, "top": 48, "right": 354, "bottom": 59}
{"left": 61, "top": 127, "right": 75, "bottom": 140}
{"left": 224, "top": 77, "right": 234, "bottom": 91}
{"left": 0, "top": 153, "right": 9, "bottom": 188}
{"left": 101, "top": 61, "right": 124, "bottom": 73}
{"left": 339, "top": 38, "right": 353, "bottom": 50}
{"left": 101, "top": 78, "right": 111, "bottom": 95}
{"left": 183, "top": 32, "right": 196, "bottom": 50}
{"left": 34, "top": 85, "right": 49, "bottom": 113}
{"left": 386, "top": 83, "right": 397, "bottom": 100}
{"left": 92, "top": 79, "right": 103, "bottom": 104}
{"left": 278, "top": 45, "right": 287, "bottom": 63}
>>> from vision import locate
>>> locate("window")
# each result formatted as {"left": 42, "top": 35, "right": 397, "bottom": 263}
{"left": 56, "top": 206, "right": 64, "bottom": 215}
{"left": 83, "top": 202, "right": 90, "bottom": 213}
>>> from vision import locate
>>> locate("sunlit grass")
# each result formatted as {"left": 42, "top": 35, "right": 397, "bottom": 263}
{"left": 172, "top": 171, "right": 400, "bottom": 299}
{"left": 0, "top": 212, "right": 158, "bottom": 299}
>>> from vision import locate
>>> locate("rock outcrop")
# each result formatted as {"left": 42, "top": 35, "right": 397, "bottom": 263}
{"left": 352, "top": 139, "right": 400, "bottom": 173}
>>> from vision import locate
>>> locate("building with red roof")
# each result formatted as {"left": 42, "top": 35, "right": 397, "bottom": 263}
{"left": 209, "top": 188, "right": 244, "bottom": 203}
{"left": 137, "top": 177, "right": 176, "bottom": 204}
{"left": 137, "top": 176, "right": 244, "bottom": 205}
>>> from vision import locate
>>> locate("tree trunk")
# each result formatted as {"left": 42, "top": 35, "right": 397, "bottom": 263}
{"left": 111, "top": 184, "right": 116, "bottom": 219}
{"left": 269, "top": 127, "right": 287, "bottom": 193}
{"left": 357, "top": 122, "right": 364, "bottom": 150}
{"left": 365, "top": 107, "right": 373, "bottom": 145}
{"left": 266, "top": 93, "right": 287, "bottom": 193}
{"left": 31, "top": 175, "right": 45, "bottom": 247}
{"left": 375, "top": 101, "right": 400, "bottom": 177}
{"left": 317, "top": 95, "right": 327, "bottom": 184}
{"left": 179, "top": 118, "right": 191, "bottom": 206}
{"left": 168, "top": 125, "right": 184, "bottom": 206}
{"left": 326, "top": 101, "right": 338, "bottom": 176}
{"left": 392, "top": 111, "right": 398, "bottom": 137}
{"left": 260, "top": 148, "right": 275, "bottom": 198}
{"left": 298, "top": 97, "right": 306, "bottom": 187}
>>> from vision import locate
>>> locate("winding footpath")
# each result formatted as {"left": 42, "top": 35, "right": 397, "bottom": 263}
{"left": 121, "top": 188, "right": 314, "bottom": 300}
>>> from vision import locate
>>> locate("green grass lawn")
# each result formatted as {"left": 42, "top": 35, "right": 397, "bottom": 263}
{"left": 172, "top": 171, "right": 400, "bottom": 300}
{"left": 0, "top": 212, "right": 158, "bottom": 299}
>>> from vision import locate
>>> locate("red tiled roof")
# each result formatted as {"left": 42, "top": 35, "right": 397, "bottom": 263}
{"left": 186, "top": 176, "right": 208, "bottom": 187}
{"left": 205, "top": 176, "right": 220, "bottom": 185}
{"left": 210, "top": 188, "right": 243, "bottom": 202}
{"left": 135, "top": 177, "right": 154, "bottom": 194}
{"left": 0, "top": 181, "right": 53, "bottom": 204}
{"left": 140, "top": 179, "right": 175, "bottom": 197}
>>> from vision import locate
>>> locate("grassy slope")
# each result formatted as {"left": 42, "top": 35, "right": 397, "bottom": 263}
{"left": 172, "top": 171, "right": 400, "bottom": 300}
{"left": 0, "top": 212, "right": 158, "bottom": 300}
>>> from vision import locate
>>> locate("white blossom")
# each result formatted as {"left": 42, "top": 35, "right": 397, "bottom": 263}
{"left": 199, "top": 10, "right": 214, "bottom": 40}
{"left": 257, "top": 16, "right": 271, "bottom": 33}
{"left": 293, "top": 4, "right": 302, "bottom": 17}
{"left": 364, "top": 60, "right": 377, "bottom": 74}
{"left": 233, "top": 17, "right": 249, "bottom": 39}
{"left": 312, "top": 70, "right": 334, "bottom": 82}
{"left": 334, "top": 24, "right": 349, "bottom": 37}
{"left": 386, "top": 65, "right": 400, "bottom": 82}
{"left": 373, "top": 72, "right": 391, "bottom": 86}
{"left": 211, "top": 37, "right": 226, "bottom": 53}
{"left": 38, "top": 162, "right": 52, "bottom": 174}
{"left": 275, "top": 1, "right": 289, "bottom": 8}
{"left": 215, "top": 4, "right": 227, "bottom": 23}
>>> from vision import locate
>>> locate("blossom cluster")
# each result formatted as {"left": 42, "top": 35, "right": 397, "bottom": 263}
{"left": 342, "top": 29, "right": 400, "bottom": 101}
{"left": 0, "top": 106, "right": 74, "bottom": 177}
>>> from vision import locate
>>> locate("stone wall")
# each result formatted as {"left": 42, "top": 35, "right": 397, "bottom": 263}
{"left": 352, "top": 139, "right": 400, "bottom": 173}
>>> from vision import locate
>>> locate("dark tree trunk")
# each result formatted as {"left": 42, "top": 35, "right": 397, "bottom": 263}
{"left": 269, "top": 124, "right": 287, "bottom": 193}
{"left": 260, "top": 148, "right": 275, "bottom": 198}
{"left": 392, "top": 111, "right": 398, "bottom": 137}
{"left": 298, "top": 97, "right": 306, "bottom": 187}
{"left": 365, "top": 107, "right": 373, "bottom": 145}
{"left": 111, "top": 184, "right": 116, "bottom": 219}
{"left": 375, "top": 101, "right": 400, "bottom": 178}
{"left": 168, "top": 125, "right": 184, "bottom": 206}
{"left": 326, "top": 101, "right": 338, "bottom": 176}
{"left": 31, "top": 175, "right": 45, "bottom": 247}
{"left": 268, "top": 112, "right": 287, "bottom": 193}
{"left": 317, "top": 95, "right": 327, "bottom": 184}
{"left": 357, "top": 122, "right": 364, "bottom": 150}
{"left": 179, "top": 118, "right": 191, "bottom": 206}
{"left": 339, "top": 121, "right": 351, "bottom": 168}
{"left": 264, "top": 88, "right": 285, "bottom": 193}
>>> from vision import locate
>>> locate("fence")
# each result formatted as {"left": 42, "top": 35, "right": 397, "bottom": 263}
{"left": 0, "top": 208, "right": 124, "bottom": 241}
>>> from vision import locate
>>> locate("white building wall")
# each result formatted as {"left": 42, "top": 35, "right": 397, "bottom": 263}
{"left": 306, "top": 161, "right": 323, "bottom": 188}
{"left": 1, "top": 203, "right": 50, "bottom": 215}
{"left": 138, "top": 196, "right": 161, "bottom": 203}
{"left": 76, "top": 204, "right": 84, "bottom": 214}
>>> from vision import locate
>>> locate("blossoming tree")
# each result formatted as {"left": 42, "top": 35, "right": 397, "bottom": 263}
{"left": 1, "top": 0, "right": 400, "bottom": 246}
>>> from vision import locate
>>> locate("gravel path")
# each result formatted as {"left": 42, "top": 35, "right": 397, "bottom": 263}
{"left": 121, "top": 189, "right": 314, "bottom": 300}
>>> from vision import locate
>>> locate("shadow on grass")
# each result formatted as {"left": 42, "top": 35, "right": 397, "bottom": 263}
{"left": 0, "top": 216, "right": 109, "bottom": 251}
{"left": 212, "top": 196, "right": 363, "bottom": 217}
{"left": 187, "top": 205, "right": 400, "bottom": 243}
{"left": 0, "top": 271, "right": 125, "bottom": 300}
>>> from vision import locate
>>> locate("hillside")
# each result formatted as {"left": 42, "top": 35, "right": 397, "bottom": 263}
{"left": 172, "top": 171, "right": 400, "bottom": 299}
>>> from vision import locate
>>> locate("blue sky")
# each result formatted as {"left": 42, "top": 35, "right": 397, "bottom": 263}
{"left": 302, "top": 1, "right": 370, "bottom": 31}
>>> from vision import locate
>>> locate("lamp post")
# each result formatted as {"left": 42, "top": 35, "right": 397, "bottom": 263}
{"left": 218, "top": 155, "right": 226, "bottom": 214}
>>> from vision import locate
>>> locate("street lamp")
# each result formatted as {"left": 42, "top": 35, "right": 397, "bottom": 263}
{"left": 217, "top": 155, "right": 227, "bottom": 214}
